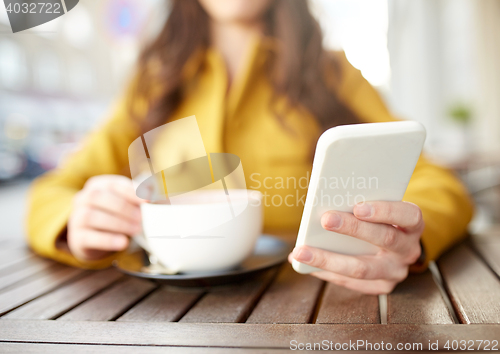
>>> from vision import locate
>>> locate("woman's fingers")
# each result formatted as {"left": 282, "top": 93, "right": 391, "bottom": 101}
{"left": 310, "top": 271, "right": 398, "bottom": 295}
{"left": 74, "top": 207, "right": 142, "bottom": 236}
{"left": 353, "top": 201, "right": 424, "bottom": 232}
{"left": 321, "top": 210, "right": 412, "bottom": 254}
{"left": 85, "top": 175, "right": 142, "bottom": 206}
{"left": 84, "top": 190, "right": 141, "bottom": 223}
{"left": 68, "top": 229, "right": 130, "bottom": 261}
{"left": 79, "top": 230, "right": 129, "bottom": 252}
{"left": 109, "top": 178, "right": 143, "bottom": 206}
{"left": 68, "top": 175, "right": 143, "bottom": 261}
{"left": 298, "top": 201, "right": 424, "bottom": 293}
{"left": 291, "top": 246, "right": 408, "bottom": 281}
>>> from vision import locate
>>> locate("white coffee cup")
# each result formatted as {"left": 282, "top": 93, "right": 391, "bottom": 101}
{"left": 138, "top": 189, "right": 263, "bottom": 273}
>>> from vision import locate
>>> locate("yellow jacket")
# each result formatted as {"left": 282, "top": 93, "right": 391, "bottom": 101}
{"left": 27, "top": 37, "right": 474, "bottom": 269}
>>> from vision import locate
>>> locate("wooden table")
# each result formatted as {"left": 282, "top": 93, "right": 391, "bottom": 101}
{"left": 0, "top": 230, "right": 499, "bottom": 353}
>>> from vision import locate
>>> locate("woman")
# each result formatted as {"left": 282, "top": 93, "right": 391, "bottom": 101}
{"left": 27, "top": 0, "right": 473, "bottom": 294}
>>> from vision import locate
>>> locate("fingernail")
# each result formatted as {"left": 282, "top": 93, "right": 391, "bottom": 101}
{"left": 293, "top": 247, "right": 313, "bottom": 263}
{"left": 323, "top": 212, "right": 342, "bottom": 229}
{"left": 355, "top": 203, "right": 373, "bottom": 217}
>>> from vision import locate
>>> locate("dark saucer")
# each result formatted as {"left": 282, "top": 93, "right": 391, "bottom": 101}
{"left": 113, "top": 234, "right": 291, "bottom": 287}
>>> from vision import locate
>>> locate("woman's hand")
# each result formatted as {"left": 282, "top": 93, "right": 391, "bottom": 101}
{"left": 289, "top": 201, "right": 424, "bottom": 295}
{"left": 67, "top": 175, "right": 143, "bottom": 261}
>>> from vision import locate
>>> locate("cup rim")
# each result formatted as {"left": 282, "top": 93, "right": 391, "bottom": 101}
{"left": 142, "top": 189, "right": 262, "bottom": 207}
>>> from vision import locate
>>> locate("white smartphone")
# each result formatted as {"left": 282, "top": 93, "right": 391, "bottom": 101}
{"left": 292, "top": 121, "right": 426, "bottom": 274}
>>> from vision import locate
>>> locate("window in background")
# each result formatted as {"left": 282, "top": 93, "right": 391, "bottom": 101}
{"left": 0, "top": 40, "right": 28, "bottom": 90}
{"left": 34, "top": 49, "right": 62, "bottom": 93}
{"left": 62, "top": 5, "right": 94, "bottom": 49}
{"left": 310, "top": 0, "right": 391, "bottom": 89}
{"left": 68, "top": 58, "right": 94, "bottom": 96}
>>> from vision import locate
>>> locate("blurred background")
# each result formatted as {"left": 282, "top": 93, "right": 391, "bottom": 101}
{"left": 1, "top": 0, "right": 499, "bottom": 241}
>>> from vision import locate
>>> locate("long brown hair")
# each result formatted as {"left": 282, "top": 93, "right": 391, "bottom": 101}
{"left": 131, "top": 0, "right": 359, "bottom": 133}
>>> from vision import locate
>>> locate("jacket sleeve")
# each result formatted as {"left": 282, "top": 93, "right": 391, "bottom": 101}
{"left": 26, "top": 99, "right": 142, "bottom": 269}
{"left": 334, "top": 51, "right": 474, "bottom": 269}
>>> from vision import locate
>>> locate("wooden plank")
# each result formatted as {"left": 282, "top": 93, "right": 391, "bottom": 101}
{"left": 58, "top": 277, "right": 156, "bottom": 321}
{"left": 0, "top": 343, "right": 290, "bottom": 354}
{"left": 0, "top": 321, "right": 499, "bottom": 349}
{"left": 0, "top": 247, "right": 34, "bottom": 270}
{"left": 117, "top": 286, "right": 204, "bottom": 322}
{"left": 246, "top": 265, "right": 323, "bottom": 324}
{"left": 0, "top": 258, "right": 54, "bottom": 292}
{"left": 0, "top": 256, "right": 49, "bottom": 278}
{"left": 387, "top": 271, "right": 453, "bottom": 324}
{"left": 3, "top": 268, "right": 123, "bottom": 320}
{"left": 470, "top": 227, "right": 500, "bottom": 278}
{"left": 315, "top": 282, "right": 380, "bottom": 324}
{"left": 0, "top": 265, "right": 85, "bottom": 316}
{"left": 0, "top": 238, "right": 26, "bottom": 251}
{"left": 472, "top": 240, "right": 500, "bottom": 279}
{"left": 438, "top": 243, "right": 500, "bottom": 323}
{"left": 0, "top": 345, "right": 492, "bottom": 354}
{"left": 179, "top": 269, "right": 278, "bottom": 323}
